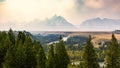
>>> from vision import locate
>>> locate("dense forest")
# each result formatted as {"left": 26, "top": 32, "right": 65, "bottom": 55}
{"left": 0, "top": 29, "right": 120, "bottom": 68}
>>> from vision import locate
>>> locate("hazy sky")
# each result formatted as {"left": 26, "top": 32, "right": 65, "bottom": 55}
{"left": 0, "top": 0, "right": 120, "bottom": 30}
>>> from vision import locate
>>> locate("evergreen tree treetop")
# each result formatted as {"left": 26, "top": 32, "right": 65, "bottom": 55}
{"left": 81, "top": 35, "right": 100, "bottom": 68}
{"left": 54, "top": 35, "right": 70, "bottom": 68}
{"left": 105, "top": 34, "right": 120, "bottom": 68}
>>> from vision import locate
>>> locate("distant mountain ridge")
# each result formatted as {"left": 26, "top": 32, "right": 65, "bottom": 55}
{"left": 25, "top": 15, "right": 76, "bottom": 31}
{"left": 80, "top": 18, "right": 120, "bottom": 31}
{"left": 25, "top": 17, "right": 120, "bottom": 31}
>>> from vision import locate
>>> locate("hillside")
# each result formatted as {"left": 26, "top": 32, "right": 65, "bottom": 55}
{"left": 19, "top": 31, "right": 120, "bottom": 48}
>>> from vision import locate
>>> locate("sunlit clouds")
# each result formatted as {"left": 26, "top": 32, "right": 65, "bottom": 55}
{"left": 0, "top": 0, "right": 120, "bottom": 30}
{"left": 0, "top": 0, "right": 75, "bottom": 22}
{"left": 84, "top": 0, "right": 104, "bottom": 9}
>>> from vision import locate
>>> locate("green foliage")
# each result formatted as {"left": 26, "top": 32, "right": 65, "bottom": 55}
{"left": 46, "top": 45, "right": 55, "bottom": 68}
{"left": 2, "top": 50, "right": 13, "bottom": 68}
{"left": 66, "top": 36, "right": 87, "bottom": 50}
{"left": 68, "top": 65, "right": 79, "bottom": 68}
{"left": 54, "top": 36, "right": 70, "bottom": 68}
{"left": 36, "top": 46, "right": 46, "bottom": 68}
{"left": 80, "top": 35, "right": 100, "bottom": 68}
{"left": 17, "top": 31, "right": 26, "bottom": 44}
{"left": 97, "top": 49, "right": 105, "bottom": 62}
{"left": 0, "top": 29, "right": 46, "bottom": 68}
{"left": 8, "top": 29, "right": 15, "bottom": 45}
{"left": 66, "top": 36, "right": 87, "bottom": 45}
{"left": 35, "top": 34, "right": 61, "bottom": 44}
{"left": 105, "top": 34, "right": 120, "bottom": 68}
{"left": 0, "top": 32, "right": 10, "bottom": 67}
{"left": 23, "top": 36, "right": 37, "bottom": 68}
{"left": 1, "top": 29, "right": 120, "bottom": 68}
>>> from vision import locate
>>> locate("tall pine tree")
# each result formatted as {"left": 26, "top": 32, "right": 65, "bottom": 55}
{"left": 0, "top": 32, "right": 10, "bottom": 67}
{"left": 105, "top": 34, "right": 120, "bottom": 68}
{"left": 23, "top": 35, "right": 36, "bottom": 68}
{"left": 8, "top": 29, "right": 15, "bottom": 45}
{"left": 81, "top": 35, "right": 100, "bottom": 68}
{"left": 55, "top": 35, "right": 70, "bottom": 68}
{"left": 36, "top": 45, "right": 46, "bottom": 68}
{"left": 46, "top": 44, "right": 55, "bottom": 68}
{"left": 33, "top": 40, "right": 46, "bottom": 68}
{"left": 2, "top": 50, "right": 13, "bottom": 68}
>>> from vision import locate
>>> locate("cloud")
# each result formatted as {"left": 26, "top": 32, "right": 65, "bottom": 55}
{"left": 75, "top": 0, "right": 104, "bottom": 9}
{"left": 0, "top": 0, "right": 75, "bottom": 22}
{"left": 76, "top": 0, "right": 120, "bottom": 9}
{"left": 104, "top": 0, "right": 120, "bottom": 13}
{"left": 0, "top": 0, "right": 5, "bottom": 2}
{"left": 74, "top": 0, "right": 120, "bottom": 23}
{"left": 0, "top": 0, "right": 77, "bottom": 30}
{"left": 0, "top": 0, "right": 120, "bottom": 30}
{"left": 84, "top": 0, "right": 104, "bottom": 9}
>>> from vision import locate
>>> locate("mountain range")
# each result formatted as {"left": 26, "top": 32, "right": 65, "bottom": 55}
{"left": 80, "top": 18, "right": 120, "bottom": 31}
{"left": 25, "top": 15, "right": 76, "bottom": 31}
{"left": 24, "top": 15, "right": 120, "bottom": 31}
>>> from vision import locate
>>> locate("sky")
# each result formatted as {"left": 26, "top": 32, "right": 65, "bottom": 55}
{"left": 0, "top": 0, "right": 120, "bottom": 30}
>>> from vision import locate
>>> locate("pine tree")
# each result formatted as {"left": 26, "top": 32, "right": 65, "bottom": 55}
{"left": 55, "top": 35, "right": 70, "bottom": 68}
{"left": 3, "top": 32, "right": 37, "bottom": 68}
{"left": 1, "top": 37, "right": 11, "bottom": 65}
{"left": 23, "top": 35, "right": 36, "bottom": 68}
{"left": 33, "top": 41, "right": 41, "bottom": 54}
{"left": 36, "top": 45, "right": 46, "bottom": 68}
{"left": 8, "top": 29, "right": 15, "bottom": 45}
{"left": 46, "top": 45, "right": 55, "bottom": 68}
{"left": 33, "top": 40, "right": 46, "bottom": 68}
{"left": 17, "top": 31, "right": 26, "bottom": 44}
{"left": 2, "top": 50, "right": 14, "bottom": 68}
{"left": 0, "top": 32, "right": 9, "bottom": 67}
{"left": 105, "top": 34, "right": 120, "bottom": 68}
{"left": 13, "top": 43, "right": 26, "bottom": 68}
{"left": 2, "top": 31, "right": 25, "bottom": 68}
{"left": 0, "top": 30, "right": 48, "bottom": 68}
{"left": 81, "top": 35, "right": 100, "bottom": 68}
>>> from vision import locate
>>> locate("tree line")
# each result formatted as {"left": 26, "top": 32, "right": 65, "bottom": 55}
{"left": 0, "top": 29, "right": 120, "bottom": 68}
{"left": 0, "top": 29, "right": 70, "bottom": 68}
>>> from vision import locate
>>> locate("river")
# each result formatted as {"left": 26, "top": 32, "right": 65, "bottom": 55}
{"left": 48, "top": 36, "right": 69, "bottom": 45}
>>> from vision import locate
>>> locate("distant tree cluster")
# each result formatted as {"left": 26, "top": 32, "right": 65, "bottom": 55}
{"left": 35, "top": 34, "right": 61, "bottom": 44}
